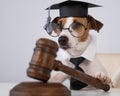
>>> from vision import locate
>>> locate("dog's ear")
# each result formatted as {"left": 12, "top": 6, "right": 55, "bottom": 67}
{"left": 51, "top": 17, "right": 60, "bottom": 35}
{"left": 52, "top": 17, "right": 60, "bottom": 23}
{"left": 87, "top": 15, "right": 103, "bottom": 32}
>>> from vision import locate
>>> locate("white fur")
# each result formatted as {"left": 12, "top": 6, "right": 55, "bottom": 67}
{"left": 112, "top": 68, "right": 120, "bottom": 87}
{"left": 64, "top": 17, "right": 73, "bottom": 28}
{"left": 49, "top": 17, "right": 112, "bottom": 87}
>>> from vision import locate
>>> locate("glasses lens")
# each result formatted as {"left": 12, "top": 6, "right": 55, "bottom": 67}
{"left": 46, "top": 23, "right": 58, "bottom": 37}
{"left": 69, "top": 22, "right": 86, "bottom": 37}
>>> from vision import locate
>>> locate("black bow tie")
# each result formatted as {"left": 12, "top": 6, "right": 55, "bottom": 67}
{"left": 70, "top": 57, "right": 88, "bottom": 90}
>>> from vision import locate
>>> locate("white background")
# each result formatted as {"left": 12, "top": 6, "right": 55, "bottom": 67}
{"left": 0, "top": 0, "right": 120, "bottom": 83}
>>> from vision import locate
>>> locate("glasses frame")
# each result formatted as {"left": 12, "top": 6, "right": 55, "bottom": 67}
{"left": 46, "top": 21, "right": 89, "bottom": 38}
{"left": 61, "top": 22, "right": 88, "bottom": 38}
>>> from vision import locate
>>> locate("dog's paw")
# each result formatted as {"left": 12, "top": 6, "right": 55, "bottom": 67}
{"left": 94, "top": 72, "right": 112, "bottom": 84}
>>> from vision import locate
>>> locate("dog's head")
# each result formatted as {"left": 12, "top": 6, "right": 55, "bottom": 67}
{"left": 51, "top": 15, "right": 103, "bottom": 55}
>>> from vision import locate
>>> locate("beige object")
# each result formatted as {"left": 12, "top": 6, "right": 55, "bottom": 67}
{"left": 97, "top": 53, "right": 120, "bottom": 88}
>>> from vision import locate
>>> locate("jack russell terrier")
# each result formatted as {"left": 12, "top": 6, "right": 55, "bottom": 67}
{"left": 48, "top": 15, "right": 113, "bottom": 90}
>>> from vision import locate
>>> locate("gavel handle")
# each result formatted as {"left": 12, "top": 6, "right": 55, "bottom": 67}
{"left": 53, "top": 60, "right": 110, "bottom": 91}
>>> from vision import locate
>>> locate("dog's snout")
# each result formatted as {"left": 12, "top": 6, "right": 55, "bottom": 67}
{"left": 58, "top": 36, "right": 68, "bottom": 46}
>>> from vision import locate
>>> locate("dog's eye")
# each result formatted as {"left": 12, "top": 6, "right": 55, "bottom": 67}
{"left": 71, "top": 22, "right": 82, "bottom": 30}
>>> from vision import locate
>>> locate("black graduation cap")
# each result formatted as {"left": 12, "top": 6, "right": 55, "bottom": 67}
{"left": 47, "top": 0, "right": 101, "bottom": 17}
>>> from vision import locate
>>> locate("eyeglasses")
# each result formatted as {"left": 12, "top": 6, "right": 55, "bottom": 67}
{"left": 46, "top": 21, "right": 88, "bottom": 38}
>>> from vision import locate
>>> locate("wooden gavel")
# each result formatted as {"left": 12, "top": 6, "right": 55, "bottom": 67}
{"left": 27, "top": 38, "right": 110, "bottom": 91}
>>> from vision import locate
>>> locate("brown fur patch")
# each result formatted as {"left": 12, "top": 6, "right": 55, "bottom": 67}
{"left": 52, "top": 17, "right": 67, "bottom": 36}
{"left": 73, "top": 17, "right": 90, "bottom": 42}
{"left": 58, "top": 18, "right": 67, "bottom": 28}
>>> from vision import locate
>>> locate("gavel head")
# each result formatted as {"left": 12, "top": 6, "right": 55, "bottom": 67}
{"left": 27, "top": 38, "right": 58, "bottom": 82}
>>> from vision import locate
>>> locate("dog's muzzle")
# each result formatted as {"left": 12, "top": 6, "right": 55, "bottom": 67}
{"left": 58, "top": 36, "right": 69, "bottom": 50}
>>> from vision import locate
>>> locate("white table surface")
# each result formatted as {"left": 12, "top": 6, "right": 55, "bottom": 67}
{"left": 1, "top": 82, "right": 120, "bottom": 96}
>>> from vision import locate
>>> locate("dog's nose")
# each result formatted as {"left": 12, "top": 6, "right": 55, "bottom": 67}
{"left": 58, "top": 36, "right": 68, "bottom": 46}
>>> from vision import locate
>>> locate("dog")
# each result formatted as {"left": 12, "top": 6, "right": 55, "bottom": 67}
{"left": 48, "top": 15, "right": 113, "bottom": 89}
